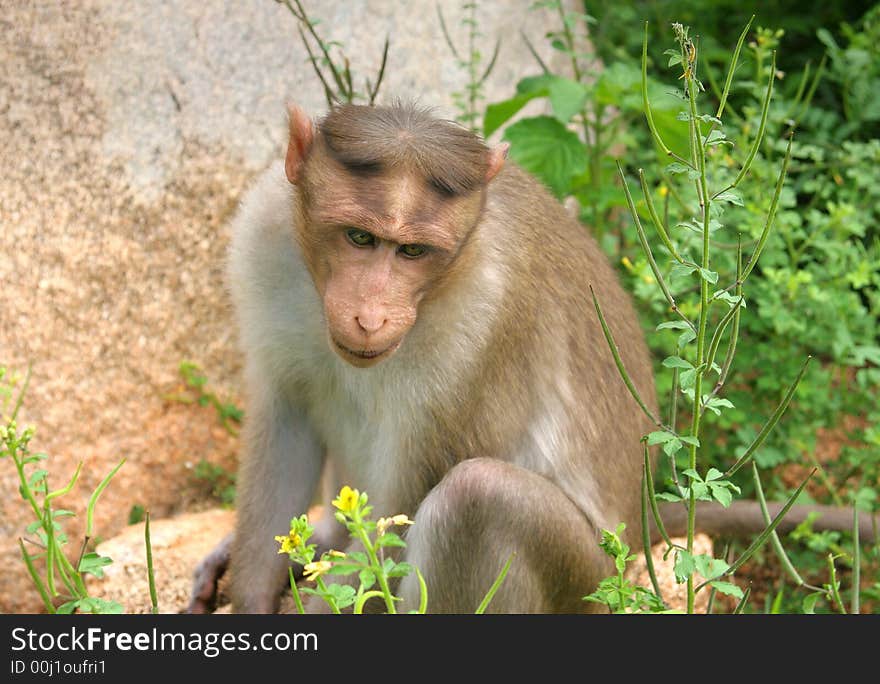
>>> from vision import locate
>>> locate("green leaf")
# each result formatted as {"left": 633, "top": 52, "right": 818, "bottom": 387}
{"left": 326, "top": 563, "right": 362, "bottom": 575}
{"left": 386, "top": 562, "right": 415, "bottom": 579}
{"left": 375, "top": 532, "right": 406, "bottom": 548}
{"left": 654, "top": 492, "right": 684, "bottom": 502}
{"left": 503, "top": 116, "right": 586, "bottom": 198}
{"left": 705, "top": 468, "right": 724, "bottom": 481}
{"left": 673, "top": 550, "right": 695, "bottom": 583}
{"left": 359, "top": 569, "right": 376, "bottom": 590}
{"left": 682, "top": 468, "right": 702, "bottom": 481}
{"left": 323, "top": 584, "right": 356, "bottom": 608}
{"left": 662, "top": 356, "right": 693, "bottom": 370}
{"left": 484, "top": 91, "right": 544, "bottom": 138}
{"left": 715, "top": 190, "right": 744, "bottom": 205}
{"left": 547, "top": 77, "right": 589, "bottom": 123}
{"left": 666, "top": 162, "right": 691, "bottom": 175}
{"left": 709, "top": 581, "right": 744, "bottom": 599}
{"left": 78, "top": 552, "right": 113, "bottom": 578}
{"left": 703, "top": 397, "right": 735, "bottom": 415}
{"left": 657, "top": 320, "right": 691, "bottom": 331}
{"left": 694, "top": 554, "right": 729, "bottom": 580}
{"left": 28, "top": 469, "right": 48, "bottom": 488}
{"left": 662, "top": 437, "right": 683, "bottom": 457}
{"left": 348, "top": 551, "right": 369, "bottom": 565}
{"left": 802, "top": 592, "right": 820, "bottom": 614}
{"left": 678, "top": 435, "right": 700, "bottom": 447}
{"left": 709, "top": 483, "right": 733, "bottom": 507}
{"left": 669, "top": 263, "right": 698, "bottom": 280}
{"left": 698, "top": 268, "right": 719, "bottom": 284}
{"left": 646, "top": 430, "right": 674, "bottom": 445}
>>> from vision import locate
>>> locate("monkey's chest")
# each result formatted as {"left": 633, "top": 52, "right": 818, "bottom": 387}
{"left": 306, "top": 385, "right": 416, "bottom": 510}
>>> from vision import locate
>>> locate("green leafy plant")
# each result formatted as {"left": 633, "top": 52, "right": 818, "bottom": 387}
{"left": 166, "top": 360, "right": 243, "bottom": 436}
{"left": 583, "top": 523, "right": 668, "bottom": 613}
{"left": 1, "top": 366, "right": 125, "bottom": 614}
{"left": 277, "top": 485, "right": 512, "bottom": 614}
{"left": 276, "top": 0, "right": 388, "bottom": 107}
{"left": 437, "top": 1, "right": 500, "bottom": 131}
{"left": 191, "top": 459, "right": 237, "bottom": 507}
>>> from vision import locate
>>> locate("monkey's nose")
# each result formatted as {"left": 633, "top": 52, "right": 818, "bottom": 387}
{"left": 355, "top": 314, "right": 387, "bottom": 335}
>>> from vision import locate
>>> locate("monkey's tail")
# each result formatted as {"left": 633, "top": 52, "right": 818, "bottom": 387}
{"left": 652, "top": 501, "right": 878, "bottom": 545}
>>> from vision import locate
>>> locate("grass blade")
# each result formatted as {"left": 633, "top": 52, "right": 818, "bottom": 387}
{"left": 416, "top": 567, "right": 429, "bottom": 614}
{"left": 145, "top": 512, "right": 158, "bottom": 614}
{"left": 852, "top": 505, "right": 860, "bottom": 614}
{"left": 741, "top": 133, "right": 793, "bottom": 282}
{"left": 86, "top": 459, "right": 125, "bottom": 538}
{"left": 715, "top": 15, "right": 754, "bottom": 120}
{"left": 641, "top": 467, "right": 664, "bottom": 601}
{"left": 725, "top": 356, "right": 811, "bottom": 477}
{"left": 724, "top": 469, "right": 815, "bottom": 577}
{"left": 591, "top": 286, "right": 662, "bottom": 429}
{"left": 475, "top": 553, "right": 514, "bottom": 614}
{"left": 638, "top": 169, "right": 685, "bottom": 264}
{"left": 19, "top": 538, "right": 55, "bottom": 613}
{"left": 731, "top": 51, "right": 776, "bottom": 187}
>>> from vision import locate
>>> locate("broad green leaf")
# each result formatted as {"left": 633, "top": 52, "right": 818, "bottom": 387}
{"left": 662, "top": 437, "right": 683, "bottom": 457}
{"left": 503, "top": 116, "right": 586, "bottom": 198}
{"left": 386, "top": 562, "right": 415, "bottom": 579}
{"left": 670, "top": 263, "right": 698, "bottom": 280}
{"left": 662, "top": 356, "right": 693, "bottom": 370}
{"left": 715, "top": 190, "right": 744, "bottom": 205}
{"left": 548, "top": 77, "right": 589, "bottom": 123}
{"left": 673, "top": 550, "right": 695, "bottom": 583}
{"left": 657, "top": 320, "right": 692, "bottom": 331}
{"left": 694, "top": 554, "right": 729, "bottom": 580}
{"left": 646, "top": 430, "right": 674, "bottom": 445}
{"left": 375, "top": 532, "right": 406, "bottom": 548}
{"left": 710, "top": 581, "right": 744, "bottom": 599}
{"left": 78, "top": 552, "right": 113, "bottom": 579}
{"left": 698, "top": 268, "right": 719, "bottom": 284}
{"left": 359, "top": 569, "right": 376, "bottom": 590}
{"left": 484, "top": 91, "right": 545, "bottom": 138}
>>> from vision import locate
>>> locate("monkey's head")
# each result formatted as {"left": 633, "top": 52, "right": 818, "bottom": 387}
{"left": 284, "top": 103, "right": 508, "bottom": 368}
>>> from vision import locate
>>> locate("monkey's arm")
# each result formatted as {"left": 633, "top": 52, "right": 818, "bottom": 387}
{"left": 186, "top": 532, "right": 233, "bottom": 614}
{"left": 654, "top": 501, "right": 878, "bottom": 545}
{"left": 229, "top": 377, "right": 325, "bottom": 613}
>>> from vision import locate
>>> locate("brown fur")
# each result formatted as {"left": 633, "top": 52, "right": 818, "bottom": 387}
{"left": 200, "top": 103, "right": 656, "bottom": 613}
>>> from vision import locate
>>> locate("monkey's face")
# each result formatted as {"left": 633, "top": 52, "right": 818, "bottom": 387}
{"left": 299, "top": 168, "right": 483, "bottom": 369}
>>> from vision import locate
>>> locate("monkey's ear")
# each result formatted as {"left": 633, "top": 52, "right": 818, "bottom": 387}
{"left": 285, "top": 104, "right": 315, "bottom": 184}
{"left": 485, "top": 142, "right": 510, "bottom": 183}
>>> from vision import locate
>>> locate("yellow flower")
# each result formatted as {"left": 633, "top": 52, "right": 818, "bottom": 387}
{"left": 303, "top": 560, "right": 332, "bottom": 582}
{"left": 332, "top": 485, "right": 360, "bottom": 514}
{"left": 274, "top": 531, "right": 302, "bottom": 555}
{"left": 328, "top": 549, "right": 346, "bottom": 558}
{"left": 658, "top": 185, "right": 669, "bottom": 198}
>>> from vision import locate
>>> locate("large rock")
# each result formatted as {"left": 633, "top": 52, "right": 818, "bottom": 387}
{"left": 0, "top": 0, "right": 587, "bottom": 612}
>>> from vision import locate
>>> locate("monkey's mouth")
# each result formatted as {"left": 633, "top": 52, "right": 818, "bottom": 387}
{"left": 332, "top": 338, "right": 400, "bottom": 363}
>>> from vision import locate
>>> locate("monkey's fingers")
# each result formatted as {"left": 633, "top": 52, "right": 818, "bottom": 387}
{"left": 184, "top": 533, "right": 233, "bottom": 614}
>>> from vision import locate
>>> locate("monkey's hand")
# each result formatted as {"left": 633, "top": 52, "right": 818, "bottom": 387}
{"left": 185, "top": 532, "right": 232, "bottom": 614}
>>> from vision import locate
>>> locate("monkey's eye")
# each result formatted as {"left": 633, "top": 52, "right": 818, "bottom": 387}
{"left": 346, "top": 229, "right": 375, "bottom": 247}
{"left": 398, "top": 244, "right": 427, "bottom": 259}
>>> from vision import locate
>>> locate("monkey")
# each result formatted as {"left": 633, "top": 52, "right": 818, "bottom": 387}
{"left": 187, "top": 103, "right": 876, "bottom": 614}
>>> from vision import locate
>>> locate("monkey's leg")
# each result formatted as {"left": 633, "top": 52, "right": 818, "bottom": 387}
{"left": 398, "top": 458, "right": 613, "bottom": 614}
